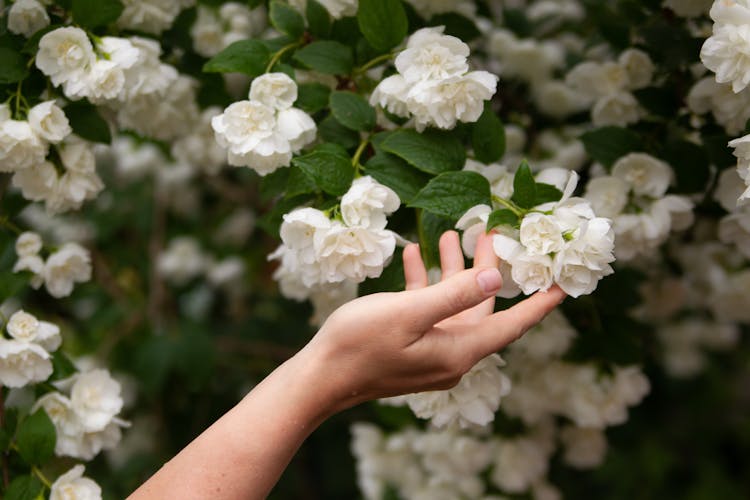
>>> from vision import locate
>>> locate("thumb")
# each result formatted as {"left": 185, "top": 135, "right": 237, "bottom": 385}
{"left": 403, "top": 267, "right": 502, "bottom": 331}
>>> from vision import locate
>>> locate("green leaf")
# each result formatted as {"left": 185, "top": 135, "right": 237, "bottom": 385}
{"left": 5, "top": 475, "right": 43, "bottom": 500}
{"left": 581, "top": 126, "right": 643, "bottom": 168}
{"left": 487, "top": 209, "right": 519, "bottom": 230}
{"left": 203, "top": 40, "right": 270, "bottom": 77}
{"left": 295, "top": 82, "right": 331, "bottom": 114}
{"left": 0, "top": 270, "right": 27, "bottom": 303}
{"left": 64, "top": 100, "right": 111, "bottom": 144}
{"left": 364, "top": 153, "right": 429, "bottom": 203}
{"left": 472, "top": 106, "right": 505, "bottom": 164}
{"left": 359, "top": 251, "right": 404, "bottom": 295}
{"left": 329, "top": 91, "right": 376, "bottom": 131}
{"left": 293, "top": 41, "right": 353, "bottom": 75}
{"left": 15, "top": 409, "right": 56, "bottom": 465}
{"left": 381, "top": 129, "right": 466, "bottom": 175}
{"left": 50, "top": 351, "right": 77, "bottom": 381}
{"left": 319, "top": 115, "right": 360, "bottom": 149}
{"left": 410, "top": 171, "right": 491, "bottom": 220}
{"left": 535, "top": 183, "right": 564, "bottom": 205}
{"left": 0, "top": 48, "right": 28, "bottom": 84}
{"left": 286, "top": 165, "right": 318, "bottom": 197}
{"left": 292, "top": 143, "right": 354, "bottom": 196}
{"left": 306, "top": 0, "right": 331, "bottom": 38}
{"left": 269, "top": 0, "right": 305, "bottom": 38}
{"left": 418, "top": 211, "right": 455, "bottom": 269}
{"left": 260, "top": 167, "right": 290, "bottom": 202}
{"left": 357, "top": 0, "right": 408, "bottom": 52}
{"left": 511, "top": 161, "right": 536, "bottom": 209}
{"left": 72, "top": 0, "right": 124, "bottom": 29}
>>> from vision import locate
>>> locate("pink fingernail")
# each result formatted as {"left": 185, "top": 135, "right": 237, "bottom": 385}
{"left": 477, "top": 268, "right": 502, "bottom": 294}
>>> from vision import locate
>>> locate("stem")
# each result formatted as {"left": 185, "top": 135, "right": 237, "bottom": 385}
{"left": 351, "top": 136, "right": 369, "bottom": 172}
{"left": 0, "top": 217, "right": 22, "bottom": 236}
{"left": 492, "top": 195, "right": 524, "bottom": 217}
{"left": 354, "top": 52, "right": 395, "bottom": 74}
{"left": 265, "top": 41, "right": 303, "bottom": 73}
{"left": 32, "top": 465, "right": 52, "bottom": 489}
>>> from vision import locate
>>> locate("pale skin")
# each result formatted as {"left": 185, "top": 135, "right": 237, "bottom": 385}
{"left": 129, "top": 231, "right": 566, "bottom": 499}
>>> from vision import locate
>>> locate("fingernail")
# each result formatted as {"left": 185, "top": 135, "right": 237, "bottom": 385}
{"left": 477, "top": 268, "right": 502, "bottom": 294}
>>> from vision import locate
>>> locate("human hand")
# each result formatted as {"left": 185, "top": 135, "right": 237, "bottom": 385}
{"left": 299, "top": 230, "right": 566, "bottom": 413}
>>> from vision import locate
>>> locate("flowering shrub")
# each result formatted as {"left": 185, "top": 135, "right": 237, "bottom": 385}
{"left": 0, "top": 0, "right": 749, "bottom": 498}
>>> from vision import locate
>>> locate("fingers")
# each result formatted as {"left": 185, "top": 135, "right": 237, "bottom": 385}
{"left": 473, "top": 230, "right": 500, "bottom": 269}
{"left": 403, "top": 243, "right": 428, "bottom": 290}
{"left": 403, "top": 267, "right": 503, "bottom": 331}
{"left": 467, "top": 286, "right": 567, "bottom": 359}
{"left": 439, "top": 231, "right": 464, "bottom": 280}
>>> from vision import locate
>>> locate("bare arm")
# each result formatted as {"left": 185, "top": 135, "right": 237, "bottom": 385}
{"left": 129, "top": 231, "right": 565, "bottom": 499}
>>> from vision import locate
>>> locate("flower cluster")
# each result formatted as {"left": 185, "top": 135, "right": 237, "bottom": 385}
{"left": 212, "top": 73, "right": 316, "bottom": 175}
{"left": 382, "top": 354, "right": 512, "bottom": 429}
{"left": 271, "top": 176, "right": 401, "bottom": 288}
{"left": 117, "top": 0, "right": 196, "bottom": 35}
{"left": 0, "top": 310, "right": 60, "bottom": 388}
{"left": 701, "top": 0, "right": 750, "bottom": 93}
{"left": 371, "top": 27, "right": 498, "bottom": 131}
{"left": 13, "top": 232, "right": 92, "bottom": 298}
{"left": 191, "top": 2, "right": 265, "bottom": 57}
{"left": 0, "top": 100, "right": 104, "bottom": 214}
{"left": 34, "top": 369, "right": 128, "bottom": 460}
{"left": 584, "top": 153, "right": 694, "bottom": 261}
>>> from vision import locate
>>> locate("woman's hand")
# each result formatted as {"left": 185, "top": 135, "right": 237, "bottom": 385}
{"left": 300, "top": 230, "right": 566, "bottom": 413}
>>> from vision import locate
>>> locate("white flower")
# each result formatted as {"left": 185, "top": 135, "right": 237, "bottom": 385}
{"left": 730, "top": 134, "right": 750, "bottom": 202}
{"left": 315, "top": 223, "right": 397, "bottom": 283}
{"left": 12, "top": 161, "right": 58, "bottom": 201}
{"left": 398, "top": 354, "right": 511, "bottom": 428}
{"left": 619, "top": 49, "right": 655, "bottom": 90}
{"left": 584, "top": 176, "right": 630, "bottom": 218}
{"left": 701, "top": 23, "right": 750, "bottom": 93}
{"left": 86, "top": 60, "right": 126, "bottom": 102}
{"left": 191, "top": 5, "right": 225, "bottom": 57}
{"left": 341, "top": 176, "right": 400, "bottom": 229}
{"left": 688, "top": 77, "right": 750, "bottom": 135}
{"left": 612, "top": 153, "right": 673, "bottom": 198}
{"left": 718, "top": 212, "right": 750, "bottom": 258}
{"left": 560, "top": 426, "right": 608, "bottom": 469}
{"left": 7, "top": 0, "right": 50, "bottom": 38}
{"left": 206, "top": 257, "right": 245, "bottom": 288}
{"left": 591, "top": 91, "right": 641, "bottom": 127}
{"left": 0, "top": 120, "right": 47, "bottom": 173}
{"left": 4, "top": 310, "right": 59, "bottom": 351}
{"left": 35, "top": 27, "right": 95, "bottom": 88}
{"left": 509, "top": 309, "right": 577, "bottom": 360}
{"left": 275, "top": 107, "right": 317, "bottom": 151}
{"left": 455, "top": 204, "right": 492, "bottom": 258}
{"left": 249, "top": 73, "right": 298, "bottom": 111}
{"left": 118, "top": 0, "right": 192, "bottom": 34}
{"left": 396, "top": 27, "right": 470, "bottom": 84}
{"left": 15, "top": 232, "right": 43, "bottom": 257}
{"left": 491, "top": 436, "right": 551, "bottom": 493}
{"left": 157, "top": 237, "right": 207, "bottom": 285}
{"left": 71, "top": 369, "right": 124, "bottom": 432}
{"left": 493, "top": 235, "right": 555, "bottom": 294}
{"left": 44, "top": 243, "right": 92, "bottom": 298}
{"left": 407, "top": 72, "right": 498, "bottom": 131}
{"left": 13, "top": 255, "right": 45, "bottom": 289}
{"left": 565, "top": 61, "right": 628, "bottom": 100}
{"left": 519, "top": 213, "right": 565, "bottom": 256}
{"left": 0, "top": 339, "right": 52, "bottom": 388}
{"left": 369, "top": 75, "right": 410, "bottom": 117}
{"left": 34, "top": 392, "right": 80, "bottom": 440}
{"left": 317, "top": 0, "right": 358, "bottom": 19}
{"left": 280, "top": 207, "right": 332, "bottom": 272}
{"left": 27, "top": 101, "right": 72, "bottom": 143}
{"left": 50, "top": 465, "right": 102, "bottom": 500}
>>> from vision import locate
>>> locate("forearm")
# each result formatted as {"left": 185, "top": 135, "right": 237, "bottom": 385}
{"left": 129, "top": 349, "right": 340, "bottom": 500}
